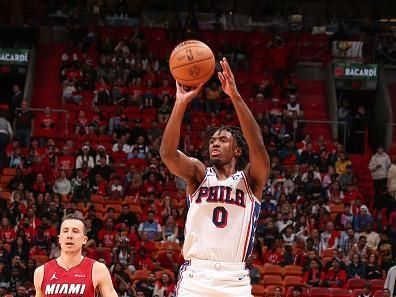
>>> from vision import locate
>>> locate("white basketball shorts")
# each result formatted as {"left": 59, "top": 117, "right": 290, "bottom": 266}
{"left": 175, "top": 259, "right": 252, "bottom": 297}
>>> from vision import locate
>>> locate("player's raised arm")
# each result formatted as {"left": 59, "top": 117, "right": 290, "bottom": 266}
{"left": 159, "top": 82, "right": 206, "bottom": 186}
{"left": 218, "top": 57, "right": 270, "bottom": 195}
{"left": 94, "top": 262, "right": 118, "bottom": 297}
{"left": 33, "top": 265, "right": 44, "bottom": 297}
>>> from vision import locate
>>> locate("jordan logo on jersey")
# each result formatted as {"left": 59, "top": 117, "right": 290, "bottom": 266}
{"left": 50, "top": 273, "right": 58, "bottom": 281}
{"left": 195, "top": 186, "right": 246, "bottom": 208}
{"left": 45, "top": 284, "right": 86, "bottom": 295}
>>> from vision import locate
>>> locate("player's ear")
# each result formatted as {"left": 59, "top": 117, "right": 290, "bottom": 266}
{"left": 83, "top": 235, "right": 88, "bottom": 244}
{"left": 235, "top": 147, "right": 242, "bottom": 157}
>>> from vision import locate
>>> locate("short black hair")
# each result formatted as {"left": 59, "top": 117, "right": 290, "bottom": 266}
{"left": 61, "top": 213, "right": 87, "bottom": 235}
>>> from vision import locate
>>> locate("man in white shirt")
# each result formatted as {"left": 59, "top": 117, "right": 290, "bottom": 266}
{"left": 360, "top": 222, "right": 380, "bottom": 250}
{"left": 368, "top": 146, "right": 391, "bottom": 200}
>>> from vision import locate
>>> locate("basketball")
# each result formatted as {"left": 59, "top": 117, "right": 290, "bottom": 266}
{"left": 169, "top": 40, "right": 215, "bottom": 87}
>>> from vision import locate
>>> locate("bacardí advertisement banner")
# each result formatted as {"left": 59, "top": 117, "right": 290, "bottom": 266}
{"left": 334, "top": 63, "right": 378, "bottom": 80}
{"left": 0, "top": 48, "right": 29, "bottom": 65}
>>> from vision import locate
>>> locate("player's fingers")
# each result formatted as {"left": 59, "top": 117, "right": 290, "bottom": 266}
{"left": 218, "top": 72, "right": 226, "bottom": 85}
{"left": 222, "top": 57, "right": 234, "bottom": 78}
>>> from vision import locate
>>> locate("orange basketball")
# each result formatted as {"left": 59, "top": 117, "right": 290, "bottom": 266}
{"left": 169, "top": 40, "right": 215, "bottom": 87}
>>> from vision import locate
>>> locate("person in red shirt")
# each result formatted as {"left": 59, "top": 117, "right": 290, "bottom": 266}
{"left": 19, "top": 218, "right": 36, "bottom": 242}
{"left": 263, "top": 244, "right": 283, "bottom": 264}
{"left": 321, "top": 258, "right": 347, "bottom": 288}
{"left": 344, "top": 183, "right": 365, "bottom": 204}
{"left": 0, "top": 217, "right": 16, "bottom": 244}
{"left": 135, "top": 248, "right": 155, "bottom": 271}
{"left": 157, "top": 247, "right": 179, "bottom": 271}
{"left": 153, "top": 272, "right": 175, "bottom": 297}
{"left": 303, "top": 258, "right": 324, "bottom": 287}
{"left": 87, "top": 244, "right": 113, "bottom": 267}
{"left": 34, "top": 213, "right": 118, "bottom": 297}
{"left": 38, "top": 107, "right": 57, "bottom": 139}
{"left": 56, "top": 145, "right": 75, "bottom": 176}
{"left": 157, "top": 79, "right": 175, "bottom": 99}
{"left": 97, "top": 218, "right": 118, "bottom": 250}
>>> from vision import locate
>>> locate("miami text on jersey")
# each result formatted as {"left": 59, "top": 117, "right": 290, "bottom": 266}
{"left": 45, "top": 284, "right": 86, "bottom": 295}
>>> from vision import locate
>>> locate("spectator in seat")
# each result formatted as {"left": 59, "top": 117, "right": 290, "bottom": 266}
{"left": 56, "top": 145, "right": 75, "bottom": 176}
{"left": 109, "top": 176, "right": 124, "bottom": 199}
{"left": 358, "top": 284, "right": 373, "bottom": 297}
{"left": 299, "top": 143, "right": 319, "bottom": 166}
{"left": 320, "top": 221, "right": 340, "bottom": 252}
{"left": 95, "top": 145, "right": 110, "bottom": 165}
{"left": 263, "top": 243, "right": 283, "bottom": 264}
{"left": 138, "top": 211, "right": 162, "bottom": 241}
{"left": 322, "top": 258, "right": 347, "bottom": 288}
{"left": 303, "top": 258, "right": 323, "bottom": 287}
{"left": 112, "top": 237, "right": 135, "bottom": 273}
{"left": 347, "top": 254, "right": 366, "bottom": 279}
{"left": 269, "top": 98, "right": 283, "bottom": 119}
{"left": 91, "top": 173, "right": 108, "bottom": 196}
{"left": 90, "top": 156, "right": 112, "bottom": 183}
{"left": 116, "top": 204, "right": 139, "bottom": 229}
{"left": 365, "top": 253, "right": 382, "bottom": 280}
{"left": 157, "top": 247, "right": 178, "bottom": 272}
{"left": 335, "top": 152, "right": 352, "bottom": 175}
{"left": 94, "top": 77, "right": 111, "bottom": 105}
{"left": 354, "top": 206, "right": 373, "bottom": 233}
{"left": 74, "top": 110, "right": 89, "bottom": 135}
{"left": 134, "top": 273, "right": 155, "bottom": 297}
{"left": 157, "top": 94, "right": 172, "bottom": 123}
{"left": 360, "top": 222, "right": 380, "bottom": 251}
{"left": 327, "top": 181, "right": 344, "bottom": 204}
{"left": 339, "top": 204, "right": 354, "bottom": 230}
{"left": 161, "top": 215, "right": 179, "bottom": 243}
{"left": 13, "top": 100, "right": 34, "bottom": 148}
{"left": 339, "top": 164, "right": 353, "bottom": 190}
{"left": 152, "top": 272, "right": 175, "bottom": 297}
{"left": 52, "top": 170, "right": 71, "bottom": 195}
{"left": 62, "top": 78, "right": 83, "bottom": 105}
{"left": 75, "top": 145, "right": 95, "bottom": 169}
{"left": 98, "top": 218, "right": 117, "bottom": 250}
{"left": 349, "top": 235, "right": 370, "bottom": 262}
{"left": 245, "top": 257, "right": 260, "bottom": 284}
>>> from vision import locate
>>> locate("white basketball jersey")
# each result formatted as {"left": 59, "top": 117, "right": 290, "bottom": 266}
{"left": 183, "top": 167, "right": 261, "bottom": 263}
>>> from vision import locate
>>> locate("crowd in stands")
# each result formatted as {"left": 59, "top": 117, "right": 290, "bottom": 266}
{"left": 1, "top": 24, "right": 396, "bottom": 297}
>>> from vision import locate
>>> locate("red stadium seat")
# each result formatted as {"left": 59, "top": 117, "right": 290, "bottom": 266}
{"left": 370, "top": 279, "right": 385, "bottom": 292}
{"left": 348, "top": 279, "right": 367, "bottom": 290}
{"left": 329, "top": 288, "right": 351, "bottom": 297}
{"left": 262, "top": 275, "right": 283, "bottom": 286}
{"left": 309, "top": 287, "right": 330, "bottom": 297}
{"left": 352, "top": 289, "right": 364, "bottom": 297}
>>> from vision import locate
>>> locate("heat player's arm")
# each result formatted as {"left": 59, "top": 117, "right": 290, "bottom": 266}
{"left": 33, "top": 265, "right": 44, "bottom": 297}
{"left": 160, "top": 82, "right": 206, "bottom": 185}
{"left": 93, "top": 262, "right": 118, "bottom": 297}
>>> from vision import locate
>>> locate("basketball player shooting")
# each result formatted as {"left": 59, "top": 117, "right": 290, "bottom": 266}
{"left": 33, "top": 214, "right": 118, "bottom": 297}
{"left": 160, "top": 57, "right": 270, "bottom": 297}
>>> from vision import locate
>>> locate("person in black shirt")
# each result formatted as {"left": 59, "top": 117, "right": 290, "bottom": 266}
{"left": 13, "top": 100, "right": 33, "bottom": 147}
{"left": 9, "top": 85, "right": 23, "bottom": 121}
{"left": 116, "top": 204, "right": 139, "bottom": 228}
{"left": 135, "top": 273, "right": 156, "bottom": 297}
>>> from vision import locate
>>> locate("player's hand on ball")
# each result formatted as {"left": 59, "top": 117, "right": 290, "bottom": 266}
{"left": 175, "top": 81, "right": 203, "bottom": 105}
{"left": 218, "top": 57, "right": 239, "bottom": 98}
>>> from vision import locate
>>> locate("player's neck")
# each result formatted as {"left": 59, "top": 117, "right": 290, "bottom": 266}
{"left": 213, "top": 164, "right": 237, "bottom": 180}
{"left": 57, "top": 252, "right": 84, "bottom": 270}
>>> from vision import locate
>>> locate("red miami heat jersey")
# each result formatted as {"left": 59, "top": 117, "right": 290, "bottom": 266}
{"left": 183, "top": 167, "right": 261, "bottom": 263}
{"left": 41, "top": 257, "right": 96, "bottom": 297}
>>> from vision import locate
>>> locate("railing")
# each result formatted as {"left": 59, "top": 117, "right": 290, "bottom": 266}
{"left": 16, "top": 107, "right": 69, "bottom": 139}
{"left": 293, "top": 119, "right": 347, "bottom": 147}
